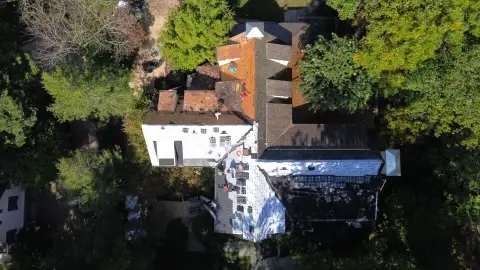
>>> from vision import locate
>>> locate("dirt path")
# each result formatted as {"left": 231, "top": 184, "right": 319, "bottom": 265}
{"left": 129, "top": 0, "right": 180, "bottom": 94}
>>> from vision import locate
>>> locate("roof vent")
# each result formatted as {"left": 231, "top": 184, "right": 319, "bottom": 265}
{"left": 382, "top": 149, "right": 401, "bottom": 176}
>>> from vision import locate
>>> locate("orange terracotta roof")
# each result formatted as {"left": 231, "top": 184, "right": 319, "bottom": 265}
{"left": 219, "top": 34, "right": 256, "bottom": 120}
{"left": 216, "top": 44, "right": 241, "bottom": 61}
{"left": 290, "top": 29, "right": 307, "bottom": 107}
{"left": 157, "top": 89, "right": 178, "bottom": 112}
{"left": 183, "top": 90, "right": 227, "bottom": 112}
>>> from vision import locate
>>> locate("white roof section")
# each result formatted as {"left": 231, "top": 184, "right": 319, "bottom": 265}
{"left": 246, "top": 23, "right": 264, "bottom": 39}
{"left": 142, "top": 124, "right": 252, "bottom": 166}
{"left": 382, "top": 149, "right": 401, "bottom": 176}
{"left": 257, "top": 159, "right": 383, "bottom": 177}
{"left": 215, "top": 126, "right": 285, "bottom": 242}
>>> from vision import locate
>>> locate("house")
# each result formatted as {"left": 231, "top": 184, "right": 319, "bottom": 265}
{"left": 142, "top": 22, "right": 401, "bottom": 242}
{"left": 0, "top": 182, "right": 25, "bottom": 263}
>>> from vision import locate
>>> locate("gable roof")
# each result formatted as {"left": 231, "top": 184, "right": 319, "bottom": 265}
{"left": 266, "top": 79, "right": 292, "bottom": 98}
{"left": 266, "top": 43, "right": 292, "bottom": 62}
{"left": 157, "top": 89, "right": 178, "bottom": 112}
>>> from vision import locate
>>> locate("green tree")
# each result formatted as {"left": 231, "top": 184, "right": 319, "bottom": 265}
{"left": 56, "top": 148, "right": 124, "bottom": 208}
{"left": 294, "top": 246, "right": 417, "bottom": 270}
{"left": 0, "top": 91, "right": 36, "bottom": 146}
{"left": 326, "top": 0, "right": 359, "bottom": 20}
{"left": 159, "top": 0, "right": 235, "bottom": 71}
{"left": 300, "top": 35, "right": 376, "bottom": 113}
{"left": 386, "top": 45, "right": 480, "bottom": 148}
{"left": 357, "top": 0, "right": 480, "bottom": 81}
{"left": 42, "top": 60, "right": 134, "bottom": 122}
{"left": 0, "top": 5, "right": 40, "bottom": 147}
{"left": 0, "top": 2, "right": 69, "bottom": 190}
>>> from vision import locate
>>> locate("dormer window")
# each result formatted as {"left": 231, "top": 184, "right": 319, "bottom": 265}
{"left": 182, "top": 128, "right": 189, "bottom": 133}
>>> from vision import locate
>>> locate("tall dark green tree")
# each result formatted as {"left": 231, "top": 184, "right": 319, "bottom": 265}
{"left": 300, "top": 35, "right": 376, "bottom": 113}
{"left": 42, "top": 60, "right": 134, "bottom": 122}
{"left": 0, "top": 6, "right": 39, "bottom": 147}
{"left": 357, "top": 0, "right": 480, "bottom": 83}
{"left": 159, "top": 0, "right": 235, "bottom": 71}
{"left": 0, "top": 2, "right": 69, "bottom": 190}
{"left": 386, "top": 45, "right": 480, "bottom": 148}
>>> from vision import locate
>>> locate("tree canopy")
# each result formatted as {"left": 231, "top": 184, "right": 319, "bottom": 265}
{"left": 0, "top": 10, "right": 40, "bottom": 147}
{"left": 159, "top": 0, "right": 235, "bottom": 71}
{"left": 42, "top": 60, "right": 134, "bottom": 122}
{"left": 326, "top": 0, "right": 359, "bottom": 20}
{"left": 357, "top": 0, "right": 480, "bottom": 81}
{"left": 19, "top": 0, "right": 144, "bottom": 68}
{"left": 386, "top": 45, "right": 480, "bottom": 148}
{"left": 57, "top": 148, "right": 124, "bottom": 209}
{"left": 300, "top": 35, "right": 375, "bottom": 113}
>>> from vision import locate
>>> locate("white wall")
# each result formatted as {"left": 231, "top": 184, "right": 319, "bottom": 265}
{"left": 142, "top": 124, "right": 252, "bottom": 166}
{"left": 0, "top": 185, "right": 25, "bottom": 244}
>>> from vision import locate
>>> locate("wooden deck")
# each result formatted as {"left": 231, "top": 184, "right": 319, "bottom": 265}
{"left": 219, "top": 34, "right": 256, "bottom": 120}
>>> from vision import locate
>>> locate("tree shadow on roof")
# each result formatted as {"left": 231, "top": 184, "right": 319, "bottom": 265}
{"left": 233, "top": 0, "right": 285, "bottom": 22}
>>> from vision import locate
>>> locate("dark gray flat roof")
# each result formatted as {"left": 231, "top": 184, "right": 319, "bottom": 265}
{"left": 263, "top": 171, "right": 384, "bottom": 221}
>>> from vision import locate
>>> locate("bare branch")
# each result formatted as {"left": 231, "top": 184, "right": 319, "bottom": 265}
{"left": 19, "top": 0, "right": 145, "bottom": 68}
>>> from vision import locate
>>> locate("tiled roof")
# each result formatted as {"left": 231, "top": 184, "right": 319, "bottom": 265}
{"left": 157, "top": 89, "right": 178, "bottom": 112}
{"left": 267, "top": 124, "right": 371, "bottom": 149}
{"left": 266, "top": 43, "right": 292, "bottom": 62}
{"left": 183, "top": 90, "right": 223, "bottom": 112}
{"left": 266, "top": 79, "right": 292, "bottom": 98}
{"left": 216, "top": 44, "right": 241, "bottom": 61}
{"left": 144, "top": 110, "right": 248, "bottom": 125}
{"left": 215, "top": 81, "right": 245, "bottom": 114}
{"left": 265, "top": 103, "right": 292, "bottom": 146}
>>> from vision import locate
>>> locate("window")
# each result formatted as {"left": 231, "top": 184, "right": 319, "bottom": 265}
{"left": 182, "top": 128, "right": 189, "bottom": 133}
{"left": 209, "top": 137, "right": 216, "bottom": 147}
{"left": 220, "top": 136, "right": 226, "bottom": 147}
{"left": 8, "top": 196, "right": 18, "bottom": 211}
{"left": 247, "top": 206, "right": 253, "bottom": 214}
{"left": 241, "top": 187, "right": 246, "bottom": 194}
{"left": 5, "top": 229, "right": 17, "bottom": 245}
{"left": 308, "top": 165, "right": 315, "bottom": 171}
{"left": 249, "top": 226, "right": 254, "bottom": 233}
{"left": 237, "top": 205, "right": 244, "bottom": 212}
{"left": 225, "top": 136, "right": 231, "bottom": 146}
{"left": 201, "top": 128, "right": 207, "bottom": 134}
{"left": 237, "top": 196, "right": 247, "bottom": 204}
{"left": 213, "top": 127, "right": 219, "bottom": 133}
{"left": 153, "top": 141, "right": 158, "bottom": 157}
